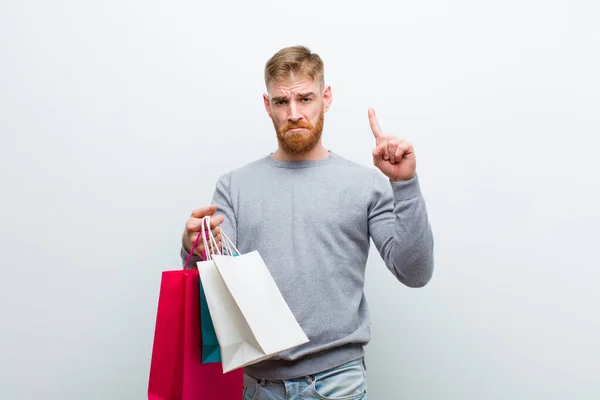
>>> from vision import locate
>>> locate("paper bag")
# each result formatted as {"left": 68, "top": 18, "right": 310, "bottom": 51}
{"left": 198, "top": 219, "right": 309, "bottom": 373}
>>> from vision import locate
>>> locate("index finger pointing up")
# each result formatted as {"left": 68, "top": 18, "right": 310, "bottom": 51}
{"left": 368, "top": 108, "right": 382, "bottom": 139}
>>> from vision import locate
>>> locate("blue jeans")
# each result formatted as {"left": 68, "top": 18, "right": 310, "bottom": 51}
{"left": 243, "top": 358, "right": 368, "bottom": 400}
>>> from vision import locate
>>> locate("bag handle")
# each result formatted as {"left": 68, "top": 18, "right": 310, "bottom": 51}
{"left": 182, "top": 215, "right": 220, "bottom": 269}
{"left": 201, "top": 216, "right": 222, "bottom": 261}
{"left": 221, "top": 230, "right": 240, "bottom": 256}
{"left": 183, "top": 226, "right": 203, "bottom": 270}
{"left": 202, "top": 215, "right": 240, "bottom": 257}
{"left": 182, "top": 215, "right": 239, "bottom": 269}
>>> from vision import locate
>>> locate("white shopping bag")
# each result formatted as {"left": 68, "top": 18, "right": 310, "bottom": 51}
{"left": 197, "top": 217, "right": 309, "bottom": 373}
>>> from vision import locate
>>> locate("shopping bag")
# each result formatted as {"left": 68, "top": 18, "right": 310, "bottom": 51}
{"left": 199, "top": 282, "right": 221, "bottom": 363}
{"left": 148, "top": 248, "right": 243, "bottom": 399}
{"left": 198, "top": 217, "right": 241, "bottom": 364}
{"left": 198, "top": 219, "right": 222, "bottom": 364}
{"left": 198, "top": 217, "right": 309, "bottom": 373}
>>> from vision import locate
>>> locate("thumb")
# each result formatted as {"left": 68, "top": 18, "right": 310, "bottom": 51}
{"left": 372, "top": 143, "right": 385, "bottom": 159}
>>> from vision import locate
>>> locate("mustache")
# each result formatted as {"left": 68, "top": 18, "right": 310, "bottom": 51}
{"left": 282, "top": 120, "right": 313, "bottom": 132}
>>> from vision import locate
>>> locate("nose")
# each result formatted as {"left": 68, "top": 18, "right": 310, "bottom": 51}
{"left": 288, "top": 101, "right": 303, "bottom": 123}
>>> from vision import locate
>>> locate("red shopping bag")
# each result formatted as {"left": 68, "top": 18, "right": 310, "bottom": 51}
{"left": 148, "top": 267, "right": 244, "bottom": 399}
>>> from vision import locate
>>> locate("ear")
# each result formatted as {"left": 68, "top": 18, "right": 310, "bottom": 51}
{"left": 322, "top": 85, "right": 332, "bottom": 113}
{"left": 263, "top": 93, "right": 272, "bottom": 117}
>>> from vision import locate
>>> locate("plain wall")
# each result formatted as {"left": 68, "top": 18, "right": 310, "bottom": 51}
{"left": 1, "top": 0, "right": 599, "bottom": 398}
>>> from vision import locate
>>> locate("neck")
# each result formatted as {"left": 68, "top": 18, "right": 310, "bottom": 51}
{"left": 272, "top": 143, "right": 329, "bottom": 162}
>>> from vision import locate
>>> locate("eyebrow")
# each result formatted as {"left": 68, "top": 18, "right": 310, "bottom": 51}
{"left": 271, "top": 92, "right": 316, "bottom": 103}
{"left": 271, "top": 96, "right": 287, "bottom": 103}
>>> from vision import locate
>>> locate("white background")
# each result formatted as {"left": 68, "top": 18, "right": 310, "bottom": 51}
{"left": 1, "top": 0, "right": 599, "bottom": 398}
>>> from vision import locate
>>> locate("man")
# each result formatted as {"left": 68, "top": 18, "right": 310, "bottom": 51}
{"left": 181, "top": 46, "right": 434, "bottom": 400}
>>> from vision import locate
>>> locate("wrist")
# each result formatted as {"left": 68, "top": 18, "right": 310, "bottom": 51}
{"left": 389, "top": 173, "right": 416, "bottom": 182}
{"left": 182, "top": 233, "right": 193, "bottom": 254}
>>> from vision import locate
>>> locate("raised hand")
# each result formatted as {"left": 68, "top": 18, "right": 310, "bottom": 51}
{"left": 369, "top": 108, "right": 416, "bottom": 182}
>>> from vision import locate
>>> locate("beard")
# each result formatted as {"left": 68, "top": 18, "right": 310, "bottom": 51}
{"left": 272, "top": 107, "right": 324, "bottom": 155}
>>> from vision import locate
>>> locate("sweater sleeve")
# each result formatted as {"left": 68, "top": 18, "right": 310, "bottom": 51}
{"left": 211, "top": 172, "right": 237, "bottom": 248}
{"left": 367, "top": 171, "right": 435, "bottom": 287}
{"left": 180, "top": 172, "right": 237, "bottom": 267}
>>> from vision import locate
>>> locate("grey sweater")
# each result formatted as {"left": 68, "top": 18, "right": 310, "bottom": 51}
{"left": 181, "top": 151, "right": 434, "bottom": 380}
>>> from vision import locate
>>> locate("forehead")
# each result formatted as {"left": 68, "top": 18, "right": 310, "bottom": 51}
{"left": 267, "top": 75, "right": 320, "bottom": 96}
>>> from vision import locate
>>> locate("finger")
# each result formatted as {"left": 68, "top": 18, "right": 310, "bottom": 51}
{"left": 372, "top": 144, "right": 386, "bottom": 167}
{"left": 373, "top": 144, "right": 384, "bottom": 161}
{"left": 206, "top": 240, "right": 217, "bottom": 254}
{"left": 192, "top": 242, "right": 205, "bottom": 257}
{"left": 191, "top": 204, "right": 217, "bottom": 218}
{"left": 373, "top": 143, "right": 385, "bottom": 159}
{"left": 190, "top": 229, "right": 206, "bottom": 247}
{"left": 195, "top": 238, "right": 222, "bottom": 257}
{"left": 207, "top": 238, "right": 223, "bottom": 253}
{"left": 368, "top": 108, "right": 383, "bottom": 140}
{"left": 388, "top": 142, "right": 398, "bottom": 164}
{"left": 375, "top": 138, "right": 389, "bottom": 161}
{"left": 397, "top": 141, "right": 414, "bottom": 159}
{"left": 209, "top": 215, "right": 224, "bottom": 229}
{"left": 204, "top": 228, "right": 222, "bottom": 245}
{"left": 395, "top": 141, "right": 413, "bottom": 161}
{"left": 194, "top": 244, "right": 217, "bottom": 258}
{"left": 372, "top": 143, "right": 387, "bottom": 168}
{"left": 187, "top": 213, "right": 223, "bottom": 234}
{"left": 394, "top": 143, "right": 405, "bottom": 162}
{"left": 388, "top": 138, "right": 405, "bottom": 164}
{"left": 382, "top": 140, "right": 390, "bottom": 161}
{"left": 186, "top": 217, "right": 204, "bottom": 233}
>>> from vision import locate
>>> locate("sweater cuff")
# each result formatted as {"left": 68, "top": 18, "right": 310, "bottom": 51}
{"left": 390, "top": 174, "right": 422, "bottom": 200}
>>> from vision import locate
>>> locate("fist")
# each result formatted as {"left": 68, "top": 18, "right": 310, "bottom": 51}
{"left": 369, "top": 108, "right": 416, "bottom": 182}
{"left": 182, "top": 205, "right": 224, "bottom": 257}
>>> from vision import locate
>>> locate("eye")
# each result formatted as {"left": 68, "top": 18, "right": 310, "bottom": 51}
{"left": 274, "top": 100, "right": 287, "bottom": 106}
{"left": 301, "top": 98, "right": 311, "bottom": 103}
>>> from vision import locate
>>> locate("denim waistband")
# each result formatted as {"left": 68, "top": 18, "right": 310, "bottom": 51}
{"left": 243, "top": 343, "right": 365, "bottom": 381}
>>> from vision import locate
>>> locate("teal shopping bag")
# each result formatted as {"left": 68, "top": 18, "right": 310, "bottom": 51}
{"left": 200, "top": 281, "right": 221, "bottom": 363}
